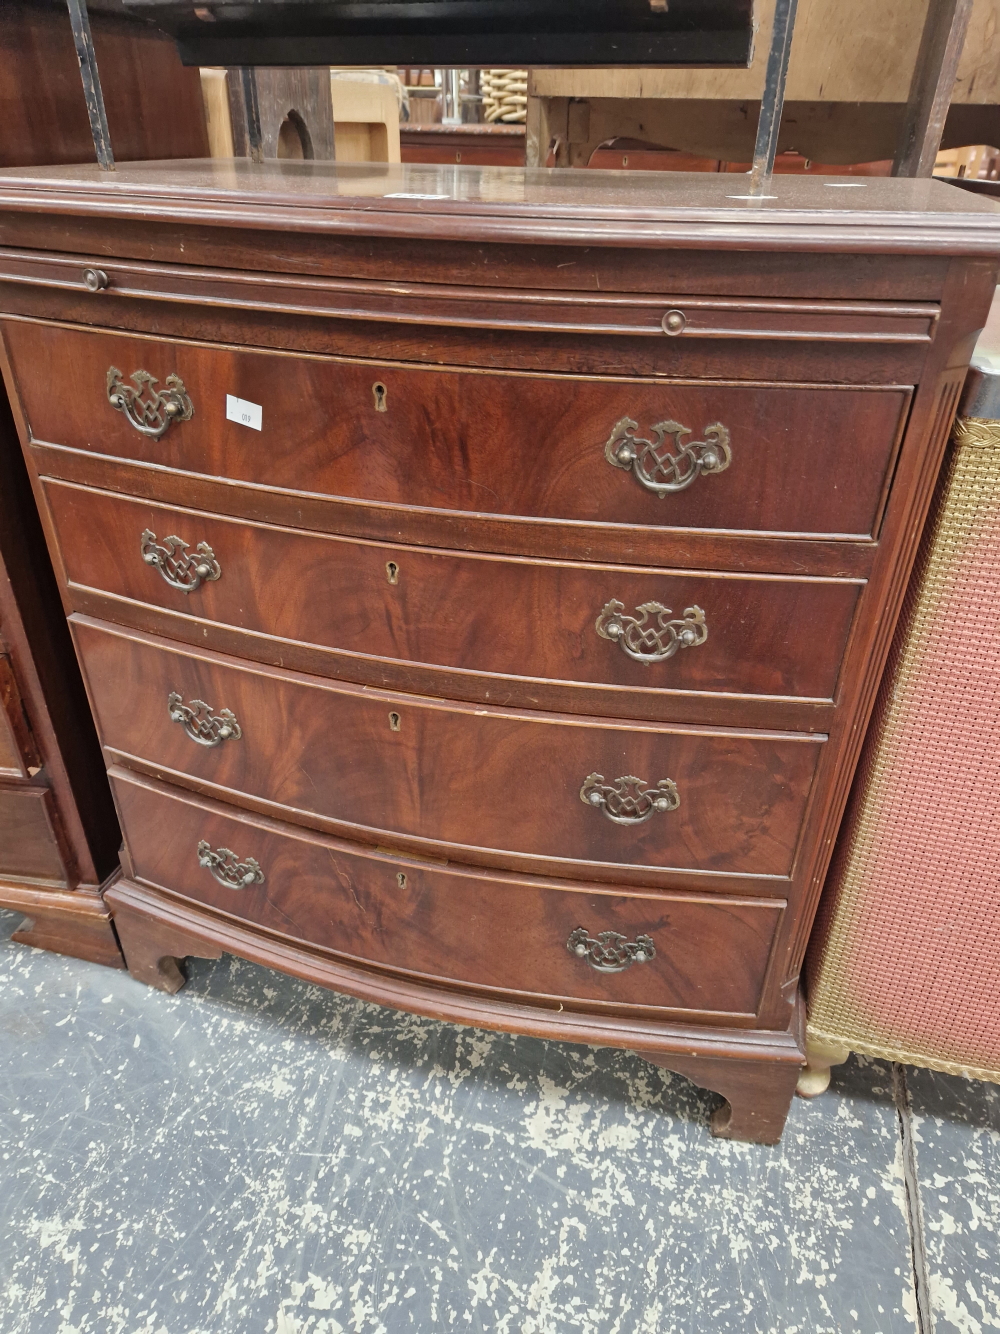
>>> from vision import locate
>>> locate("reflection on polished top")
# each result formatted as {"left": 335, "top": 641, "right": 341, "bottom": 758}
{"left": 0, "top": 159, "right": 998, "bottom": 252}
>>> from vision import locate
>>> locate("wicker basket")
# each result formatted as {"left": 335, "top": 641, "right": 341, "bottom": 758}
{"left": 803, "top": 409, "right": 1000, "bottom": 1090}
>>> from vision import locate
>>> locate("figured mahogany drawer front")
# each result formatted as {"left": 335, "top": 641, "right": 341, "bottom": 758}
{"left": 77, "top": 619, "right": 823, "bottom": 880}
{"left": 49, "top": 484, "right": 861, "bottom": 711}
{"left": 9, "top": 322, "right": 911, "bottom": 539}
{"left": 111, "top": 768, "right": 784, "bottom": 1019}
{"left": 0, "top": 786, "right": 67, "bottom": 883}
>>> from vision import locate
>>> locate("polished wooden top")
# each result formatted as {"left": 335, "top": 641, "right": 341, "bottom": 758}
{"left": 0, "top": 159, "right": 998, "bottom": 253}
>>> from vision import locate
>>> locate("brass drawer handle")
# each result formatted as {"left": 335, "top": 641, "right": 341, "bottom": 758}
{"left": 581, "top": 772, "right": 680, "bottom": 825}
{"left": 197, "top": 840, "right": 264, "bottom": 890}
{"left": 168, "top": 693, "right": 241, "bottom": 746}
{"left": 567, "top": 927, "right": 656, "bottom": 973}
{"left": 605, "top": 416, "right": 731, "bottom": 496}
{"left": 596, "top": 599, "right": 707, "bottom": 663}
{"left": 141, "top": 529, "right": 221, "bottom": 593}
{"left": 107, "top": 365, "right": 194, "bottom": 439}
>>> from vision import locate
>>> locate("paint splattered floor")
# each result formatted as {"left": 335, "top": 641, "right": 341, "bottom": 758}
{"left": 1, "top": 909, "right": 997, "bottom": 1334}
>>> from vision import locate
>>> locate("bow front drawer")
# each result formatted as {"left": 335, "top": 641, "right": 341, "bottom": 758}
{"left": 46, "top": 482, "right": 861, "bottom": 726}
{"left": 7, "top": 321, "right": 911, "bottom": 541}
{"left": 111, "top": 767, "right": 785, "bottom": 1021}
{"left": 76, "top": 618, "right": 824, "bottom": 883}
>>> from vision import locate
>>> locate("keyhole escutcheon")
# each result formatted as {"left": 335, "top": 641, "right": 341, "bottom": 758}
{"left": 386, "top": 561, "right": 399, "bottom": 585}
{"left": 373, "top": 382, "right": 388, "bottom": 412}
{"left": 389, "top": 712, "right": 401, "bottom": 732}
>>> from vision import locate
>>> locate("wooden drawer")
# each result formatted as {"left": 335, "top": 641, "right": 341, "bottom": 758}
{"left": 76, "top": 618, "right": 824, "bottom": 882}
{"left": 0, "top": 651, "right": 41, "bottom": 779}
{"left": 0, "top": 785, "right": 67, "bottom": 883}
{"left": 0, "top": 251, "right": 941, "bottom": 342}
{"left": 8, "top": 321, "right": 911, "bottom": 540}
{"left": 111, "top": 767, "right": 785, "bottom": 1020}
{"left": 48, "top": 483, "right": 862, "bottom": 722}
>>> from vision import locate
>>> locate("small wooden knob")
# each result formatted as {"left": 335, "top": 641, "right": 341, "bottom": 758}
{"left": 84, "top": 268, "right": 109, "bottom": 292}
{"left": 662, "top": 309, "right": 687, "bottom": 335}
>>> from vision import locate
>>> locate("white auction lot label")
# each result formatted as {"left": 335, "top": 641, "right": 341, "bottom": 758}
{"left": 226, "top": 394, "right": 262, "bottom": 431}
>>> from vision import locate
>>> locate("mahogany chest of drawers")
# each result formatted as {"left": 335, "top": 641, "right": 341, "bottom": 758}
{"left": 1, "top": 161, "right": 997, "bottom": 1142}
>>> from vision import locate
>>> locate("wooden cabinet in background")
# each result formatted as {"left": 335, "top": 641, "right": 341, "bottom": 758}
{"left": 400, "top": 124, "right": 526, "bottom": 166}
{"left": 0, "top": 3, "right": 208, "bottom": 170}
{"left": 0, "top": 388, "right": 122, "bottom": 965}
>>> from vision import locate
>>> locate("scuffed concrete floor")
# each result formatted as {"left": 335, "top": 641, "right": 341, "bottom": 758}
{"left": 1, "top": 909, "right": 997, "bottom": 1334}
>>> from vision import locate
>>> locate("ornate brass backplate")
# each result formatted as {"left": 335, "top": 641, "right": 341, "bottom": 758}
{"left": 580, "top": 773, "right": 680, "bottom": 824}
{"left": 566, "top": 927, "right": 656, "bottom": 972}
{"left": 107, "top": 366, "right": 194, "bottom": 439}
{"left": 140, "top": 529, "right": 221, "bottom": 593}
{"left": 596, "top": 599, "right": 707, "bottom": 664}
{"left": 197, "top": 840, "right": 264, "bottom": 890}
{"left": 605, "top": 417, "right": 731, "bottom": 496}
{"left": 168, "top": 693, "right": 242, "bottom": 746}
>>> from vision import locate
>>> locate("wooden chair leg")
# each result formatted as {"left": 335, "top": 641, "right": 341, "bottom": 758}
{"left": 110, "top": 897, "right": 222, "bottom": 994}
{"left": 639, "top": 1050, "right": 803, "bottom": 1145}
{"left": 796, "top": 1038, "right": 851, "bottom": 1098}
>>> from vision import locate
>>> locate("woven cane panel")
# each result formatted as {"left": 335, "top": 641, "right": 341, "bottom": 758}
{"left": 481, "top": 70, "right": 528, "bottom": 123}
{"left": 806, "top": 415, "right": 1000, "bottom": 1082}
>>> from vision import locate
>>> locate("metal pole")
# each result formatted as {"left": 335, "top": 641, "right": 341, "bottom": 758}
{"left": 443, "top": 68, "right": 462, "bottom": 125}
{"left": 893, "top": 0, "right": 974, "bottom": 177}
{"left": 65, "top": 0, "right": 114, "bottom": 170}
{"left": 748, "top": 0, "right": 798, "bottom": 196}
{"left": 240, "top": 68, "right": 264, "bottom": 164}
